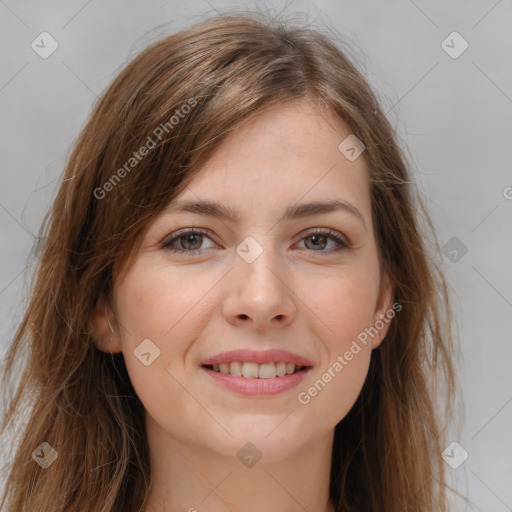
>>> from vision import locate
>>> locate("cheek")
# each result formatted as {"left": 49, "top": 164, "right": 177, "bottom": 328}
{"left": 115, "top": 260, "right": 211, "bottom": 344}
{"left": 113, "top": 261, "right": 216, "bottom": 415}
{"left": 295, "top": 261, "right": 378, "bottom": 425}
{"left": 112, "top": 267, "right": 177, "bottom": 387}
{"left": 297, "top": 336, "right": 372, "bottom": 431}
{"left": 302, "top": 260, "right": 380, "bottom": 344}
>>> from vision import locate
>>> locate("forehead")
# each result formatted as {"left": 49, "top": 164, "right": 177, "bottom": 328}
{"left": 170, "top": 99, "right": 371, "bottom": 222}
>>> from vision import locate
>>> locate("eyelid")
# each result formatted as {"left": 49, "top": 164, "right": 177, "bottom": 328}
{"left": 160, "top": 227, "right": 216, "bottom": 246}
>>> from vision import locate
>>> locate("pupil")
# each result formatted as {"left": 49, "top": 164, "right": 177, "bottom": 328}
{"left": 308, "top": 234, "right": 326, "bottom": 250}
{"left": 184, "top": 234, "right": 201, "bottom": 249}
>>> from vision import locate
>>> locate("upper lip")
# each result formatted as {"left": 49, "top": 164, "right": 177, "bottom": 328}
{"left": 200, "top": 349, "right": 314, "bottom": 367}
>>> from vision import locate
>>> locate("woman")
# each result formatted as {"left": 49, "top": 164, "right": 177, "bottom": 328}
{"left": 0, "top": 10, "right": 456, "bottom": 512}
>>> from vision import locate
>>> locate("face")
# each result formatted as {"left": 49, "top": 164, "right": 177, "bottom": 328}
{"left": 91, "top": 98, "right": 394, "bottom": 464}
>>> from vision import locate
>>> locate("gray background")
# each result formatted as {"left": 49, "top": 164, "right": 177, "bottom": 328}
{"left": 1, "top": 1, "right": 511, "bottom": 510}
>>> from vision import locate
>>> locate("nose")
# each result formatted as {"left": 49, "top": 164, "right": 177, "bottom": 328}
{"left": 222, "top": 237, "right": 297, "bottom": 331}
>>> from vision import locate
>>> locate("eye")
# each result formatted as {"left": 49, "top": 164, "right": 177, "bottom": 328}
{"left": 160, "top": 228, "right": 350, "bottom": 255}
{"left": 161, "top": 229, "right": 216, "bottom": 253}
{"left": 296, "top": 228, "right": 350, "bottom": 253}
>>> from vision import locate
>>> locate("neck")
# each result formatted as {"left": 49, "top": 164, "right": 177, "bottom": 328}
{"left": 142, "top": 415, "right": 336, "bottom": 512}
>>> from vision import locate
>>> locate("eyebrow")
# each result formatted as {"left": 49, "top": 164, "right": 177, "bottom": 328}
{"left": 164, "top": 199, "right": 367, "bottom": 230}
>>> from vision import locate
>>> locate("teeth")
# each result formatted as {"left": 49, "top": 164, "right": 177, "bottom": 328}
{"left": 259, "top": 363, "right": 276, "bottom": 379}
{"left": 209, "top": 361, "right": 303, "bottom": 378}
{"left": 276, "top": 362, "right": 287, "bottom": 377}
{"left": 230, "top": 361, "right": 242, "bottom": 376}
{"left": 242, "top": 362, "right": 259, "bottom": 378}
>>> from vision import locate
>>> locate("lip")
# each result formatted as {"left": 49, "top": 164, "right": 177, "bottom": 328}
{"left": 199, "top": 349, "right": 314, "bottom": 397}
{"left": 200, "top": 349, "right": 314, "bottom": 367}
{"left": 201, "top": 365, "right": 312, "bottom": 396}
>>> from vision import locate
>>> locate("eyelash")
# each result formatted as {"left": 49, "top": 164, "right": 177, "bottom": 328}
{"left": 161, "top": 228, "right": 350, "bottom": 256}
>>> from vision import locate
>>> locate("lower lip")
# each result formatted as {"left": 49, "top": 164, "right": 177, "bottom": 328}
{"left": 201, "top": 366, "right": 312, "bottom": 396}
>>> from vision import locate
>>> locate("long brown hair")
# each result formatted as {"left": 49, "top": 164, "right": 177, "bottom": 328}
{"left": 0, "top": 10, "right": 457, "bottom": 511}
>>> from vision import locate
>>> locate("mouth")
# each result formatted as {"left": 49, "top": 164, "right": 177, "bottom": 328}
{"left": 200, "top": 361, "right": 312, "bottom": 397}
{"left": 202, "top": 361, "right": 311, "bottom": 379}
{"left": 199, "top": 349, "right": 314, "bottom": 396}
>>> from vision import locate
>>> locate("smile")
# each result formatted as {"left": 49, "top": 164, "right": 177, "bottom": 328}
{"left": 201, "top": 364, "right": 312, "bottom": 397}
{"left": 204, "top": 361, "right": 309, "bottom": 378}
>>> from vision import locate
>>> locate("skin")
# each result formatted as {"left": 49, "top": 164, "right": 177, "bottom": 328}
{"left": 90, "top": 98, "right": 394, "bottom": 511}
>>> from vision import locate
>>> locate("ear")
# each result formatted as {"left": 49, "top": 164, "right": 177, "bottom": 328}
{"left": 370, "top": 272, "right": 396, "bottom": 350}
{"left": 89, "top": 295, "right": 122, "bottom": 354}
